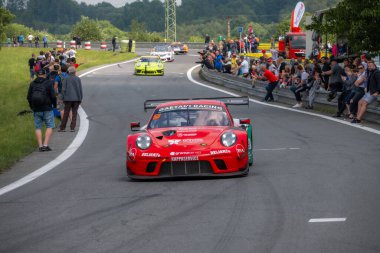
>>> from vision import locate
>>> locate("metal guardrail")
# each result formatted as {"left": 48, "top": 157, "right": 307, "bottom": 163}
{"left": 200, "top": 67, "right": 380, "bottom": 124}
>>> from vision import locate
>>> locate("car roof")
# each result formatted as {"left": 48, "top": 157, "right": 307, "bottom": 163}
{"left": 140, "top": 55, "right": 160, "bottom": 58}
{"left": 156, "top": 100, "right": 225, "bottom": 108}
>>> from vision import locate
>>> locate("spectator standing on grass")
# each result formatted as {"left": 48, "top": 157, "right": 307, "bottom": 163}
{"left": 7, "top": 37, "right": 11, "bottom": 47}
{"left": 352, "top": 61, "right": 380, "bottom": 124}
{"left": 18, "top": 34, "right": 24, "bottom": 46}
{"left": 255, "top": 64, "right": 279, "bottom": 102}
{"left": 27, "top": 34, "right": 34, "bottom": 47}
{"left": 43, "top": 36, "right": 48, "bottom": 48}
{"left": 128, "top": 38, "right": 133, "bottom": 52}
{"left": 59, "top": 67, "right": 83, "bottom": 132}
{"left": 34, "top": 35, "right": 40, "bottom": 48}
{"left": 28, "top": 54, "right": 36, "bottom": 82}
{"left": 204, "top": 34, "right": 210, "bottom": 48}
{"left": 27, "top": 69, "right": 55, "bottom": 152}
{"left": 112, "top": 36, "right": 117, "bottom": 52}
{"left": 12, "top": 37, "right": 17, "bottom": 47}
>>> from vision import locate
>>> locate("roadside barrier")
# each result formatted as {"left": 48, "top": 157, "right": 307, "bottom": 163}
{"left": 85, "top": 41, "right": 91, "bottom": 50}
{"left": 100, "top": 42, "right": 107, "bottom": 50}
{"left": 200, "top": 67, "right": 380, "bottom": 124}
{"left": 56, "top": 40, "right": 63, "bottom": 49}
{"left": 70, "top": 40, "right": 76, "bottom": 48}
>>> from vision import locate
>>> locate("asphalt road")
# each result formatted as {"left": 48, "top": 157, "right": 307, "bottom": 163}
{"left": 0, "top": 52, "right": 379, "bottom": 253}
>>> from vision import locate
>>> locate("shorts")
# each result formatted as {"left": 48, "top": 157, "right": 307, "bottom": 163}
{"left": 30, "top": 69, "right": 35, "bottom": 78}
{"left": 362, "top": 92, "right": 377, "bottom": 104}
{"left": 56, "top": 94, "right": 64, "bottom": 110}
{"left": 33, "top": 111, "right": 55, "bottom": 129}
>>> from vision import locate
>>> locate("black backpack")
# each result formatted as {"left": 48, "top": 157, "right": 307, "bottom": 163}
{"left": 31, "top": 82, "right": 49, "bottom": 107}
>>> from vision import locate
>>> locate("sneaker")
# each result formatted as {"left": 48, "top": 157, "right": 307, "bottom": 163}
{"left": 332, "top": 113, "right": 341, "bottom": 118}
{"left": 58, "top": 129, "right": 66, "bottom": 132}
{"left": 304, "top": 105, "right": 313, "bottom": 109}
{"left": 292, "top": 104, "right": 302, "bottom": 108}
{"left": 39, "top": 147, "right": 45, "bottom": 152}
{"left": 351, "top": 119, "right": 361, "bottom": 124}
{"left": 267, "top": 98, "right": 274, "bottom": 102}
{"left": 42, "top": 146, "right": 52, "bottom": 151}
{"left": 70, "top": 129, "right": 75, "bottom": 132}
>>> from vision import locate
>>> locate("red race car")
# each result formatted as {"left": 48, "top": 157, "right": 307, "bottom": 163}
{"left": 126, "top": 97, "right": 253, "bottom": 179}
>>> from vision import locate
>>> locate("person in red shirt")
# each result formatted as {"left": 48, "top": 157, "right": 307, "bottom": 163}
{"left": 256, "top": 64, "right": 279, "bottom": 102}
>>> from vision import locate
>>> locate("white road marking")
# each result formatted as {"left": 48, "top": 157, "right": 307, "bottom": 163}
{"left": 187, "top": 65, "right": 380, "bottom": 136}
{"left": 0, "top": 58, "right": 138, "bottom": 197}
{"left": 255, "top": 147, "right": 300, "bottom": 151}
{"left": 309, "top": 218, "right": 347, "bottom": 223}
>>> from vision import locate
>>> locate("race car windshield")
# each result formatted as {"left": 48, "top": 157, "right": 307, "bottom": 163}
{"left": 148, "top": 108, "right": 231, "bottom": 129}
{"left": 155, "top": 46, "right": 168, "bottom": 52}
{"left": 290, "top": 35, "right": 306, "bottom": 49}
{"left": 140, "top": 57, "right": 160, "bottom": 63}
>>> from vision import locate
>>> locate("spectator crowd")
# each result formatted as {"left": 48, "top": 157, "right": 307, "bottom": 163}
{"left": 27, "top": 47, "right": 83, "bottom": 151}
{"left": 198, "top": 34, "right": 380, "bottom": 124}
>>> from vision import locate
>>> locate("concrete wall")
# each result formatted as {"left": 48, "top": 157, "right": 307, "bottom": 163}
{"left": 200, "top": 67, "right": 380, "bottom": 124}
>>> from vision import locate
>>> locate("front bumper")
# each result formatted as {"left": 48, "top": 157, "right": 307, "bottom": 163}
{"left": 134, "top": 68, "right": 164, "bottom": 76}
{"left": 126, "top": 150, "right": 249, "bottom": 179}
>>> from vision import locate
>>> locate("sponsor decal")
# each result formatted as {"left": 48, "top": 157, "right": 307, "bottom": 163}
{"left": 158, "top": 104, "right": 223, "bottom": 112}
{"left": 128, "top": 148, "right": 137, "bottom": 161}
{"left": 183, "top": 139, "right": 203, "bottom": 143}
{"left": 170, "top": 151, "right": 200, "bottom": 156}
{"left": 168, "top": 139, "right": 203, "bottom": 145}
{"left": 236, "top": 144, "right": 246, "bottom": 158}
{"left": 168, "top": 139, "right": 181, "bottom": 145}
{"left": 141, "top": 153, "right": 160, "bottom": 158}
{"left": 171, "top": 156, "right": 199, "bottom": 162}
{"left": 210, "top": 150, "right": 231, "bottom": 155}
{"left": 293, "top": 2, "right": 305, "bottom": 28}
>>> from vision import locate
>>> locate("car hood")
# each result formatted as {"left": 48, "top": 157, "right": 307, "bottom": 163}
{"left": 147, "top": 127, "right": 228, "bottom": 149}
{"left": 136, "top": 62, "right": 161, "bottom": 68}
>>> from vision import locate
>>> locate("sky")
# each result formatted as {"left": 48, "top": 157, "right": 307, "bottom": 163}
{"left": 76, "top": 0, "right": 182, "bottom": 7}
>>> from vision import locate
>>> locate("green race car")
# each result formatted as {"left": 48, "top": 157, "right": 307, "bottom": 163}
{"left": 134, "top": 56, "right": 164, "bottom": 76}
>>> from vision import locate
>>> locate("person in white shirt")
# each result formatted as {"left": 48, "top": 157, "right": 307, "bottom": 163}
{"left": 27, "top": 34, "right": 34, "bottom": 47}
{"left": 68, "top": 48, "right": 77, "bottom": 58}
{"left": 238, "top": 56, "right": 249, "bottom": 78}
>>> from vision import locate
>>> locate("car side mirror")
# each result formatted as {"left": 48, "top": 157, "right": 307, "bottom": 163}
{"left": 130, "top": 122, "right": 141, "bottom": 131}
{"left": 239, "top": 118, "right": 251, "bottom": 125}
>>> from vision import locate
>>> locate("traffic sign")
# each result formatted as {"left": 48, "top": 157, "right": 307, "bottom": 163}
{"left": 237, "top": 27, "right": 243, "bottom": 33}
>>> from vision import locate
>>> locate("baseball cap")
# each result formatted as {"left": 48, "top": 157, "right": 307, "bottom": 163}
{"left": 267, "top": 57, "right": 273, "bottom": 62}
{"left": 262, "top": 49, "right": 266, "bottom": 54}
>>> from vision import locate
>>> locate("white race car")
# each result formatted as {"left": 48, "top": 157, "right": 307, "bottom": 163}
{"left": 150, "top": 45, "right": 174, "bottom": 62}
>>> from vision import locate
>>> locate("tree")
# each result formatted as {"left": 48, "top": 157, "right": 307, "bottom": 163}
{"left": 307, "top": 0, "right": 380, "bottom": 53}
{"left": 0, "top": 7, "right": 15, "bottom": 48}
{"left": 5, "top": 0, "right": 26, "bottom": 12}
{"left": 71, "top": 16, "right": 101, "bottom": 41}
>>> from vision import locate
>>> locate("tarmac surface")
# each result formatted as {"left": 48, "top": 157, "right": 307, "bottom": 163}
{"left": 0, "top": 51, "right": 379, "bottom": 253}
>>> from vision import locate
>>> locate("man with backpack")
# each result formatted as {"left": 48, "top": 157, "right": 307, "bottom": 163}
{"left": 27, "top": 69, "right": 56, "bottom": 152}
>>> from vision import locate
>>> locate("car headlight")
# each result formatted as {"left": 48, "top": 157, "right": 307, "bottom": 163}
{"left": 136, "top": 135, "right": 151, "bottom": 150}
{"left": 221, "top": 132, "right": 237, "bottom": 147}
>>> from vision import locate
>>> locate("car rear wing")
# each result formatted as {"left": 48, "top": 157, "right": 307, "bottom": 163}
{"left": 144, "top": 96, "right": 249, "bottom": 111}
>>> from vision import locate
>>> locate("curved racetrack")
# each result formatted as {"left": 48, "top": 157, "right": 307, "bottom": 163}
{"left": 0, "top": 52, "right": 379, "bottom": 253}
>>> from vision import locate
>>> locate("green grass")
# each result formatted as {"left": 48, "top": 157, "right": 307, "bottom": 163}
{"left": 0, "top": 47, "right": 137, "bottom": 173}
